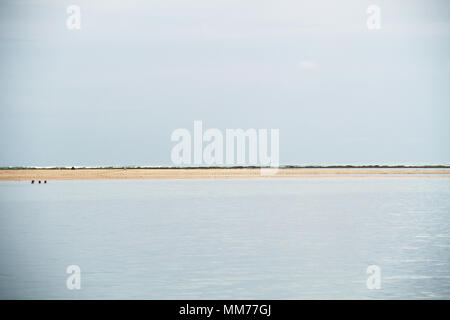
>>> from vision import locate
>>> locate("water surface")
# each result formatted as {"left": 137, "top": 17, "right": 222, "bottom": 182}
{"left": 0, "top": 178, "right": 449, "bottom": 299}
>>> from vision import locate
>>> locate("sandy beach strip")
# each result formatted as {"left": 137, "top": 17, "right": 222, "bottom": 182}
{"left": 0, "top": 168, "right": 449, "bottom": 181}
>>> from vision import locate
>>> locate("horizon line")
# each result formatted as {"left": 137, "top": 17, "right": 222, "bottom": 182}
{"left": 1, "top": 165, "right": 450, "bottom": 170}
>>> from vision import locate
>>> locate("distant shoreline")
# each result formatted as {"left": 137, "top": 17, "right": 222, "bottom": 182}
{"left": 1, "top": 165, "right": 450, "bottom": 170}
{"left": 0, "top": 167, "right": 449, "bottom": 181}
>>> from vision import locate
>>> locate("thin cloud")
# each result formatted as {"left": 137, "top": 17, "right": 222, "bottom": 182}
{"left": 297, "top": 60, "right": 318, "bottom": 69}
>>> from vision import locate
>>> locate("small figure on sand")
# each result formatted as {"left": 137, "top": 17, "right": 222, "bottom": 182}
{"left": 38, "top": 180, "right": 41, "bottom": 184}
{"left": 44, "top": 180, "right": 47, "bottom": 184}
{"left": 31, "top": 180, "right": 34, "bottom": 184}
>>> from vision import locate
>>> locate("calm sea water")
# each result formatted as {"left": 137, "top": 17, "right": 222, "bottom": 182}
{"left": 0, "top": 178, "right": 449, "bottom": 299}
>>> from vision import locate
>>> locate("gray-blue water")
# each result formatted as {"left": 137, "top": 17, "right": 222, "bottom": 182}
{"left": 0, "top": 178, "right": 449, "bottom": 299}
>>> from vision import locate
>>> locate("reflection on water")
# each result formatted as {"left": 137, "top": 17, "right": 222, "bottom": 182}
{"left": 0, "top": 178, "right": 449, "bottom": 299}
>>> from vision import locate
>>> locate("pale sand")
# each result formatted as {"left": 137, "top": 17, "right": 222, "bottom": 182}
{"left": 0, "top": 168, "right": 449, "bottom": 181}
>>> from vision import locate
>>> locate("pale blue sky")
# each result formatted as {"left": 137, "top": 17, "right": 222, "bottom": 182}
{"left": 0, "top": 0, "right": 449, "bottom": 166}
